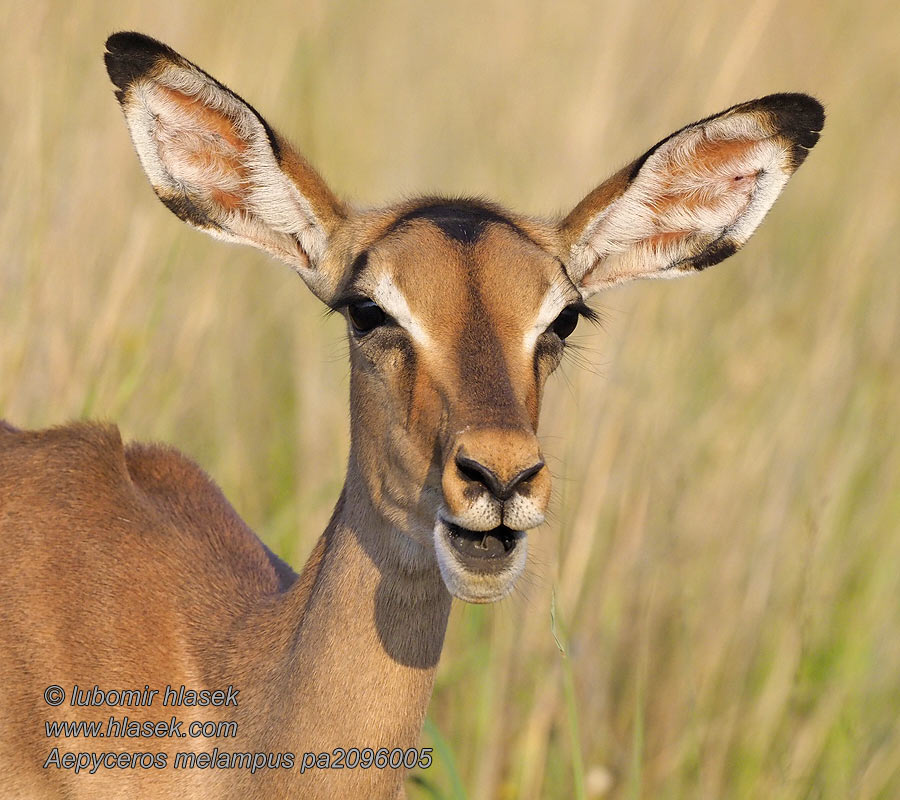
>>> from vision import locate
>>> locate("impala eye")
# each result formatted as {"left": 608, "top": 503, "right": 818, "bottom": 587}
{"left": 347, "top": 299, "right": 386, "bottom": 335}
{"left": 550, "top": 305, "right": 580, "bottom": 340}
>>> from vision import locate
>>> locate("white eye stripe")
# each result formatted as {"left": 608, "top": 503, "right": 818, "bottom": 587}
{"left": 522, "top": 283, "right": 571, "bottom": 353}
{"left": 371, "top": 275, "right": 433, "bottom": 348}
{"left": 368, "top": 276, "right": 573, "bottom": 355}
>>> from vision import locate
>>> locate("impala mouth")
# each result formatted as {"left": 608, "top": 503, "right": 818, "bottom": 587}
{"left": 444, "top": 523, "right": 524, "bottom": 571}
{"left": 433, "top": 518, "right": 528, "bottom": 603}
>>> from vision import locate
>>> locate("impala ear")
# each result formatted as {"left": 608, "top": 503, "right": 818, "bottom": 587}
{"left": 560, "top": 94, "right": 824, "bottom": 297}
{"left": 104, "top": 32, "right": 347, "bottom": 301}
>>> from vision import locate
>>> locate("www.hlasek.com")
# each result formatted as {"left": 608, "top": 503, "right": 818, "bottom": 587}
{"left": 42, "top": 684, "right": 432, "bottom": 775}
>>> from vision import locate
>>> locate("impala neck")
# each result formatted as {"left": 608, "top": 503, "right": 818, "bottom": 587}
{"left": 237, "top": 455, "right": 451, "bottom": 760}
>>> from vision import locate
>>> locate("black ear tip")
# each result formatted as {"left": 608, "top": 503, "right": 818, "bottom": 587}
{"left": 104, "top": 31, "right": 177, "bottom": 96}
{"left": 761, "top": 92, "right": 826, "bottom": 133}
{"left": 104, "top": 31, "right": 173, "bottom": 60}
{"left": 753, "top": 93, "right": 825, "bottom": 167}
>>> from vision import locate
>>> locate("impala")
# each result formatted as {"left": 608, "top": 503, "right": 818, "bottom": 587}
{"left": 0, "top": 31, "right": 823, "bottom": 799}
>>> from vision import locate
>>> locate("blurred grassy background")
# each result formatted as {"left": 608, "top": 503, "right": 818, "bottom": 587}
{"left": 2, "top": 0, "right": 899, "bottom": 797}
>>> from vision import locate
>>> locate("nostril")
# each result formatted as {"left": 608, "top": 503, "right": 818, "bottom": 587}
{"left": 455, "top": 455, "right": 544, "bottom": 501}
{"left": 511, "top": 460, "right": 544, "bottom": 490}
{"left": 455, "top": 455, "right": 504, "bottom": 499}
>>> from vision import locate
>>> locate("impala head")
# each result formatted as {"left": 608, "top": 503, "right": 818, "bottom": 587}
{"left": 105, "top": 32, "right": 823, "bottom": 603}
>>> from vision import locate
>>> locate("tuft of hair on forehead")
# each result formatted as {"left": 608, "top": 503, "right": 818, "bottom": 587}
{"left": 387, "top": 198, "right": 530, "bottom": 246}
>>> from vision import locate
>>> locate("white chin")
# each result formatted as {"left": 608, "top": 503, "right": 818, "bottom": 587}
{"left": 432, "top": 517, "right": 528, "bottom": 604}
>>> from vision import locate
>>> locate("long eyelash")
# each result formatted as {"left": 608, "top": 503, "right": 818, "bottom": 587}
{"left": 572, "top": 301, "right": 602, "bottom": 326}
{"left": 561, "top": 339, "right": 603, "bottom": 377}
{"left": 326, "top": 293, "right": 369, "bottom": 314}
{"left": 554, "top": 303, "right": 604, "bottom": 352}
{"left": 560, "top": 304, "right": 606, "bottom": 376}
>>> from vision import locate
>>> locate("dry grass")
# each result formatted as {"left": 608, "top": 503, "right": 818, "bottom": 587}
{"left": 2, "top": 0, "right": 899, "bottom": 797}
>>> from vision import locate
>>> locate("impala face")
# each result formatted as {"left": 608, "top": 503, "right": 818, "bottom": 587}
{"left": 104, "top": 32, "right": 823, "bottom": 603}
{"left": 334, "top": 203, "right": 594, "bottom": 601}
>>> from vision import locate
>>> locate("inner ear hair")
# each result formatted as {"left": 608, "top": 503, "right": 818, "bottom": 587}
{"left": 562, "top": 93, "right": 825, "bottom": 295}
{"left": 104, "top": 32, "right": 345, "bottom": 293}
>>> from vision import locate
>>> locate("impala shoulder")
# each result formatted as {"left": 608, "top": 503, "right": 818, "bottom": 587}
{"left": 124, "top": 439, "right": 297, "bottom": 592}
{"left": 0, "top": 421, "right": 130, "bottom": 486}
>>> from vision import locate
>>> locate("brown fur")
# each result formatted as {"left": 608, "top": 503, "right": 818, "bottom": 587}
{"left": 0, "top": 32, "right": 823, "bottom": 798}
{"left": 0, "top": 423, "right": 445, "bottom": 798}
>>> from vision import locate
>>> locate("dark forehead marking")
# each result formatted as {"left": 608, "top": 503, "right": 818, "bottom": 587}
{"left": 384, "top": 199, "right": 536, "bottom": 247}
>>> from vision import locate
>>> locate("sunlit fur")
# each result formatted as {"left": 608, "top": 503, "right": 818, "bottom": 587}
{"left": 0, "top": 31, "right": 822, "bottom": 800}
